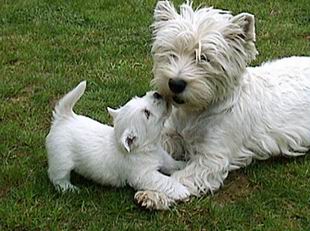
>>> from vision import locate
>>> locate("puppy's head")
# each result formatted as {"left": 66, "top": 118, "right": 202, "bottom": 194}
{"left": 108, "top": 91, "right": 170, "bottom": 153}
{"left": 151, "top": 1, "right": 258, "bottom": 110}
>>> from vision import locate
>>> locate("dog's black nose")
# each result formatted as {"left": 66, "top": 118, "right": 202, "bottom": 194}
{"left": 153, "top": 92, "right": 162, "bottom": 99}
{"left": 168, "top": 78, "right": 187, "bottom": 94}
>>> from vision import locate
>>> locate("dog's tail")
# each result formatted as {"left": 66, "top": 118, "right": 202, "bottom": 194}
{"left": 53, "top": 81, "right": 87, "bottom": 119}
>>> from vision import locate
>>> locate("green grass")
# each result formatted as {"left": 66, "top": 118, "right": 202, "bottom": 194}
{"left": 1, "top": 0, "right": 309, "bottom": 230}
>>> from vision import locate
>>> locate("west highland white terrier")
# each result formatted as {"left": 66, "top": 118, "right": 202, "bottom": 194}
{"left": 135, "top": 1, "right": 310, "bottom": 209}
{"left": 46, "top": 81, "right": 190, "bottom": 209}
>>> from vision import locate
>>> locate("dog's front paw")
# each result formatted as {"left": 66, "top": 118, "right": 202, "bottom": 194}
{"left": 134, "top": 190, "right": 174, "bottom": 210}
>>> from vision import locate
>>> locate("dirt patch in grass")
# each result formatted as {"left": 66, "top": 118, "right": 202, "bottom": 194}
{"left": 9, "top": 95, "right": 29, "bottom": 103}
{"left": 213, "top": 171, "right": 258, "bottom": 205}
{"left": 6, "top": 58, "right": 21, "bottom": 66}
{"left": 0, "top": 185, "right": 10, "bottom": 198}
{"left": 9, "top": 85, "right": 34, "bottom": 104}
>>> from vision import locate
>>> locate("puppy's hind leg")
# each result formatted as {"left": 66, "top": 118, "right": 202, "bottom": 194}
{"left": 47, "top": 152, "right": 79, "bottom": 192}
{"left": 49, "top": 170, "right": 79, "bottom": 192}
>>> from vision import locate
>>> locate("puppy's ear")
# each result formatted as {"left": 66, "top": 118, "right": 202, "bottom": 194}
{"left": 231, "top": 13, "right": 256, "bottom": 42}
{"left": 107, "top": 107, "right": 120, "bottom": 119}
{"left": 121, "top": 129, "right": 137, "bottom": 152}
{"left": 154, "top": 1, "right": 178, "bottom": 22}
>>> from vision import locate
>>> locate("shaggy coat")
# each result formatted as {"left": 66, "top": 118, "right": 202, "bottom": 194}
{"left": 135, "top": 1, "right": 310, "bottom": 209}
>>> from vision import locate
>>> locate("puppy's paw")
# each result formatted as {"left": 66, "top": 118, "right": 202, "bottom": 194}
{"left": 134, "top": 190, "right": 174, "bottom": 210}
{"left": 55, "top": 182, "right": 80, "bottom": 193}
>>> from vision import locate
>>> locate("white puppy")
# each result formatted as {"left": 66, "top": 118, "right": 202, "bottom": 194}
{"left": 135, "top": 1, "right": 310, "bottom": 209}
{"left": 46, "top": 81, "right": 189, "bottom": 209}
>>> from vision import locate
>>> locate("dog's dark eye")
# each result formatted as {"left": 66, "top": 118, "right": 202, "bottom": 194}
{"left": 169, "top": 53, "right": 177, "bottom": 59}
{"left": 200, "top": 54, "right": 210, "bottom": 62}
{"left": 143, "top": 109, "right": 151, "bottom": 119}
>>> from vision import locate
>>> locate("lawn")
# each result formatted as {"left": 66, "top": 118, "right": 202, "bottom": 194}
{"left": 1, "top": 0, "right": 309, "bottom": 230}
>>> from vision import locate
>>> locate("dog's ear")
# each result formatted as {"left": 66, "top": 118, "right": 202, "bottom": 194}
{"left": 231, "top": 13, "right": 256, "bottom": 42}
{"left": 121, "top": 129, "right": 137, "bottom": 152}
{"left": 154, "top": 1, "right": 178, "bottom": 22}
{"left": 107, "top": 107, "right": 120, "bottom": 120}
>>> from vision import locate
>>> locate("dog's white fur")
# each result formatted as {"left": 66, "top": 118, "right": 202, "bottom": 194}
{"left": 46, "top": 81, "right": 190, "bottom": 209}
{"left": 135, "top": 1, "right": 310, "bottom": 209}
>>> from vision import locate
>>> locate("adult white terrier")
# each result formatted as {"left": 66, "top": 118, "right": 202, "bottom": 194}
{"left": 46, "top": 81, "right": 190, "bottom": 209}
{"left": 135, "top": 1, "right": 310, "bottom": 209}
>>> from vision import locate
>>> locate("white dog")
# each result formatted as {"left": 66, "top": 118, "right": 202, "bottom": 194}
{"left": 46, "top": 81, "right": 190, "bottom": 209}
{"left": 135, "top": 1, "right": 310, "bottom": 209}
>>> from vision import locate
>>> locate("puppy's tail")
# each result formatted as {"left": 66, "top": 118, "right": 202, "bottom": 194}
{"left": 53, "top": 81, "right": 87, "bottom": 119}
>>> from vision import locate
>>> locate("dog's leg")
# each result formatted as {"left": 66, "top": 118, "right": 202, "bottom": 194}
{"left": 48, "top": 158, "right": 78, "bottom": 192}
{"left": 136, "top": 153, "right": 230, "bottom": 210}
{"left": 133, "top": 171, "right": 190, "bottom": 210}
{"left": 171, "top": 154, "right": 230, "bottom": 196}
